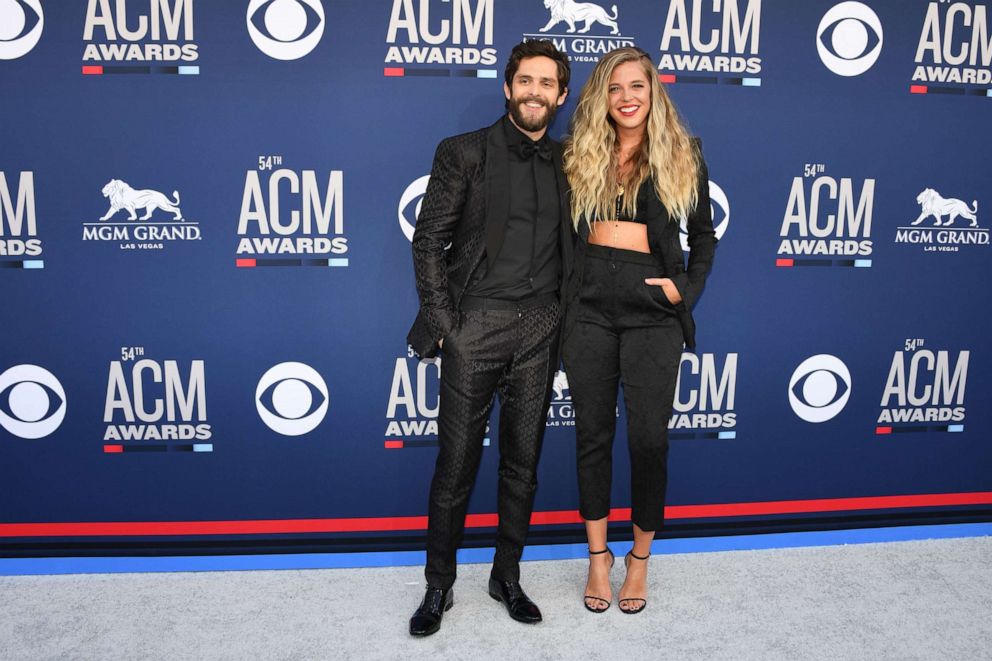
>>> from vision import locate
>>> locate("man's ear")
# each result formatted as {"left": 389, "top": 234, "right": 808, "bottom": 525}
{"left": 504, "top": 82, "right": 511, "bottom": 101}
{"left": 557, "top": 87, "right": 568, "bottom": 106}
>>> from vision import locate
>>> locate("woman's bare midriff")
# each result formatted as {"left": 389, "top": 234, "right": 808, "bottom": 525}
{"left": 588, "top": 220, "right": 650, "bottom": 253}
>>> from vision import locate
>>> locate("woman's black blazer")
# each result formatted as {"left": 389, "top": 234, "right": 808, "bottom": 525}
{"left": 563, "top": 140, "right": 717, "bottom": 350}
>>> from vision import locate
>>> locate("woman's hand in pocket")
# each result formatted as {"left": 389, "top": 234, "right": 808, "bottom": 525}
{"left": 644, "top": 278, "right": 682, "bottom": 305}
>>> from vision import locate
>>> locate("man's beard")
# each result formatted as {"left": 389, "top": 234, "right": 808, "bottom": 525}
{"left": 508, "top": 94, "right": 557, "bottom": 132}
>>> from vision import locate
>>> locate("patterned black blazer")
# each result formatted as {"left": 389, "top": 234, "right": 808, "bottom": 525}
{"left": 407, "top": 117, "right": 574, "bottom": 359}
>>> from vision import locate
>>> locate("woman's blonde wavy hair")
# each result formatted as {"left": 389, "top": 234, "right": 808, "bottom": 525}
{"left": 563, "top": 47, "right": 699, "bottom": 230}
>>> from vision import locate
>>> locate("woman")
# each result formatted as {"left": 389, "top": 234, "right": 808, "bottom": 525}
{"left": 562, "top": 47, "right": 716, "bottom": 614}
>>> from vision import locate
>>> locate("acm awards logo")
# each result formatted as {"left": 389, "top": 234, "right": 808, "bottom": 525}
{"left": 384, "top": 350, "right": 442, "bottom": 447}
{"left": 788, "top": 354, "right": 852, "bottom": 424}
{"left": 235, "top": 156, "right": 349, "bottom": 267}
{"left": 911, "top": 2, "right": 992, "bottom": 93}
{"left": 384, "top": 350, "right": 491, "bottom": 448}
{"left": 877, "top": 339, "right": 968, "bottom": 433}
{"left": 247, "top": 0, "right": 325, "bottom": 61}
{"left": 776, "top": 164, "right": 875, "bottom": 267}
{"left": 895, "top": 187, "right": 988, "bottom": 252}
{"left": 384, "top": 0, "right": 497, "bottom": 75}
{"left": 255, "top": 362, "right": 329, "bottom": 436}
{"left": 0, "top": 171, "right": 44, "bottom": 266}
{"left": 522, "top": 1, "right": 634, "bottom": 64}
{"left": 657, "top": 0, "right": 762, "bottom": 84}
{"left": 81, "top": 178, "right": 202, "bottom": 251}
{"left": 670, "top": 353, "right": 737, "bottom": 434}
{"left": 0, "top": 0, "right": 43, "bottom": 60}
{"left": 102, "top": 348, "right": 212, "bottom": 453}
{"left": 816, "top": 2, "right": 883, "bottom": 77}
{"left": 0, "top": 364, "right": 67, "bottom": 440}
{"left": 82, "top": 0, "right": 199, "bottom": 73}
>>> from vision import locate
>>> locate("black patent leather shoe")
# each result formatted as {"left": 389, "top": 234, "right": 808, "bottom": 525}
{"left": 488, "top": 578, "right": 542, "bottom": 624}
{"left": 409, "top": 587, "right": 453, "bottom": 637}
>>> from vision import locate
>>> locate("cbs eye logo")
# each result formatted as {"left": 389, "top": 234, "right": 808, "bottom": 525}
{"left": 398, "top": 175, "right": 430, "bottom": 243}
{"left": 817, "top": 2, "right": 883, "bottom": 77}
{"left": 0, "top": 0, "right": 43, "bottom": 60}
{"left": 788, "top": 355, "right": 851, "bottom": 423}
{"left": 255, "top": 362, "right": 328, "bottom": 436}
{"left": 0, "top": 365, "right": 66, "bottom": 439}
{"left": 680, "top": 181, "right": 729, "bottom": 252}
{"left": 247, "top": 0, "right": 325, "bottom": 61}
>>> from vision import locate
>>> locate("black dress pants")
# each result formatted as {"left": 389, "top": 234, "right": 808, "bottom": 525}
{"left": 425, "top": 296, "right": 560, "bottom": 590}
{"left": 562, "top": 245, "right": 683, "bottom": 532}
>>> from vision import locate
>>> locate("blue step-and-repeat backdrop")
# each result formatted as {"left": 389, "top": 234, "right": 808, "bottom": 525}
{"left": 1, "top": 0, "right": 990, "bottom": 556}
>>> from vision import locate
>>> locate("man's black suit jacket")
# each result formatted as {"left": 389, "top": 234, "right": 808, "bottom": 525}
{"left": 408, "top": 117, "right": 574, "bottom": 359}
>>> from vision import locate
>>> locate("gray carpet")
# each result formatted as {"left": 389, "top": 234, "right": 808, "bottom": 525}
{"left": 2, "top": 537, "right": 990, "bottom": 661}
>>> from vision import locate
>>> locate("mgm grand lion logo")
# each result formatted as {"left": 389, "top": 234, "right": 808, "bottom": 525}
{"left": 539, "top": 0, "right": 619, "bottom": 35}
{"left": 912, "top": 188, "right": 978, "bottom": 227}
{"left": 552, "top": 370, "right": 570, "bottom": 401}
{"left": 99, "top": 179, "right": 184, "bottom": 222}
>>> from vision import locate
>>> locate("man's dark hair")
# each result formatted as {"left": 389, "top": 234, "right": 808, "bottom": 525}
{"left": 504, "top": 40, "right": 570, "bottom": 93}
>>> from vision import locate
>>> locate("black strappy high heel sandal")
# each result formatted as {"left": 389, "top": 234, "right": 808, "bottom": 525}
{"left": 619, "top": 551, "right": 650, "bottom": 615}
{"left": 583, "top": 547, "right": 615, "bottom": 613}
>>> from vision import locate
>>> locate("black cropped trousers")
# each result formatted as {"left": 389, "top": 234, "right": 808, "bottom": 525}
{"left": 562, "top": 245, "right": 683, "bottom": 532}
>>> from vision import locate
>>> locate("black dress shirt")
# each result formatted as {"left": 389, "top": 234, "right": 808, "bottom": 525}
{"left": 466, "top": 115, "right": 561, "bottom": 300}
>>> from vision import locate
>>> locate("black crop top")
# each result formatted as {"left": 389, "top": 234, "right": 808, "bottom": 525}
{"left": 593, "top": 179, "right": 659, "bottom": 226}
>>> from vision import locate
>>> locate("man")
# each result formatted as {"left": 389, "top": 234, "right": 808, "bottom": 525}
{"left": 407, "top": 40, "right": 572, "bottom": 637}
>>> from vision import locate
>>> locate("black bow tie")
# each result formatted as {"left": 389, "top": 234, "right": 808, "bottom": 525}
{"left": 515, "top": 140, "right": 552, "bottom": 161}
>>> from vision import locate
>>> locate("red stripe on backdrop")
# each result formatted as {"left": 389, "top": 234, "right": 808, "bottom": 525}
{"left": 1, "top": 492, "right": 990, "bottom": 538}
